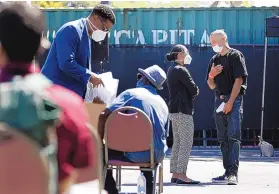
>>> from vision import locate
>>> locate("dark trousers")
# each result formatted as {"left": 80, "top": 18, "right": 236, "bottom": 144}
{"left": 214, "top": 95, "right": 243, "bottom": 176}
{"left": 104, "top": 149, "right": 153, "bottom": 194}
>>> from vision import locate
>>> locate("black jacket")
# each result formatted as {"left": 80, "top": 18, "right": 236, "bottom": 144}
{"left": 167, "top": 63, "right": 199, "bottom": 115}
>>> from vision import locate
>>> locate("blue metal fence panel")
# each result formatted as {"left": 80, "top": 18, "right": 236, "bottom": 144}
{"left": 40, "top": 8, "right": 279, "bottom": 145}
{"left": 103, "top": 46, "right": 279, "bottom": 131}
{"left": 39, "top": 45, "right": 279, "bottom": 131}
{"left": 43, "top": 7, "right": 279, "bottom": 45}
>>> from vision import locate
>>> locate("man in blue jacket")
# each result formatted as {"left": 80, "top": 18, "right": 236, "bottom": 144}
{"left": 41, "top": 4, "right": 116, "bottom": 98}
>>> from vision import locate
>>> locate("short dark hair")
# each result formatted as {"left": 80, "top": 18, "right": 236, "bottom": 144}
{"left": 0, "top": 3, "right": 45, "bottom": 63}
{"left": 91, "top": 4, "right": 116, "bottom": 24}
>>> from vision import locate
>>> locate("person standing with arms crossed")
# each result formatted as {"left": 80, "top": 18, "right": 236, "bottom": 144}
{"left": 166, "top": 44, "right": 200, "bottom": 184}
{"left": 207, "top": 30, "right": 248, "bottom": 185}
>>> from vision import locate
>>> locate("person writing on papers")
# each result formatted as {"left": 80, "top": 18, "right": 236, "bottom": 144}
{"left": 41, "top": 4, "right": 116, "bottom": 99}
{"left": 207, "top": 29, "right": 248, "bottom": 185}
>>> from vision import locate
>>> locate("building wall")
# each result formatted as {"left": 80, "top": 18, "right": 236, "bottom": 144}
{"left": 43, "top": 7, "right": 279, "bottom": 45}
{"left": 41, "top": 8, "right": 279, "bottom": 137}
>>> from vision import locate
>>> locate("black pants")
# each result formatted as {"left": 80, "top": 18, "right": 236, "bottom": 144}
{"left": 104, "top": 149, "right": 153, "bottom": 194}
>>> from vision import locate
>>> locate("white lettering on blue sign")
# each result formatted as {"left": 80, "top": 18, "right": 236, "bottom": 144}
{"left": 45, "top": 29, "right": 211, "bottom": 46}
{"left": 112, "top": 29, "right": 209, "bottom": 46}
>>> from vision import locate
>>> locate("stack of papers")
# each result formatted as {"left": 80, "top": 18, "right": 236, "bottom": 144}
{"left": 85, "top": 72, "right": 119, "bottom": 104}
{"left": 216, "top": 102, "right": 225, "bottom": 113}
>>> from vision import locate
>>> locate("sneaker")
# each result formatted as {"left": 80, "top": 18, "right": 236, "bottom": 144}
{"left": 228, "top": 175, "right": 238, "bottom": 185}
{"left": 212, "top": 173, "right": 228, "bottom": 183}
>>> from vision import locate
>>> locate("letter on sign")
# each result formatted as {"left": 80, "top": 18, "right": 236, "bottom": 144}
{"left": 136, "top": 30, "right": 146, "bottom": 45}
{"left": 169, "top": 30, "right": 178, "bottom": 44}
{"left": 152, "top": 30, "right": 168, "bottom": 44}
{"left": 114, "top": 30, "right": 131, "bottom": 45}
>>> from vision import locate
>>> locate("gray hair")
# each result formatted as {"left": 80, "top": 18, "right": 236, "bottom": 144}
{"left": 210, "top": 29, "right": 228, "bottom": 42}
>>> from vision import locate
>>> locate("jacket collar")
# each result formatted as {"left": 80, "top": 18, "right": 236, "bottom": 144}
{"left": 81, "top": 18, "right": 90, "bottom": 39}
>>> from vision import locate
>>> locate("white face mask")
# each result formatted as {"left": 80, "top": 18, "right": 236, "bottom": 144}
{"left": 87, "top": 18, "right": 107, "bottom": 42}
{"left": 184, "top": 54, "right": 192, "bottom": 65}
{"left": 212, "top": 44, "right": 223, "bottom": 53}
{"left": 92, "top": 30, "right": 107, "bottom": 42}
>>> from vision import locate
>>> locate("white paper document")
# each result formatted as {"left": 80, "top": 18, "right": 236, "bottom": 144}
{"left": 216, "top": 102, "right": 225, "bottom": 113}
{"left": 85, "top": 72, "right": 119, "bottom": 104}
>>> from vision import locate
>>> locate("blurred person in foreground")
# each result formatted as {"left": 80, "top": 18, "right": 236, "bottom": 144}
{"left": 165, "top": 44, "right": 200, "bottom": 184}
{"left": 98, "top": 65, "right": 170, "bottom": 194}
{"left": 207, "top": 29, "right": 248, "bottom": 185}
{"left": 44, "top": 84, "right": 94, "bottom": 194}
{"left": 0, "top": 3, "right": 94, "bottom": 193}
{"left": 41, "top": 4, "right": 116, "bottom": 99}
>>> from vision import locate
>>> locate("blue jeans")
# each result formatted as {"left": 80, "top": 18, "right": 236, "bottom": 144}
{"left": 214, "top": 95, "right": 243, "bottom": 176}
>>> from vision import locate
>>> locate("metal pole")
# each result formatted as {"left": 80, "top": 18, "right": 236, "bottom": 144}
{"left": 203, "top": 129, "right": 207, "bottom": 148}
{"left": 177, "top": 18, "right": 182, "bottom": 44}
{"left": 260, "top": 37, "right": 268, "bottom": 138}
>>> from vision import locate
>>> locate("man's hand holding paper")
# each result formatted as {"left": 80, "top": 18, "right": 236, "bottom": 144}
{"left": 85, "top": 72, "right": 119, "bottom": 104}
{"left": 90, "top": 73, "right": 104, "bottom": 88}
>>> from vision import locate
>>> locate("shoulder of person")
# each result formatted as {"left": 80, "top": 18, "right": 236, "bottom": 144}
{"left": 211, "top": 53, "right": 219, "bottom": 60}
{"left": 177, "top": 66, "right": 192, "bottom": 77}
{"left": 167, "top": 65, "right": 177, "bottom": 74}
{"left": 64, "top": 18, "right": 84, "bottom": 29}
{"left": 57, "top": 19, "right": 84, "bottom": 37}
{"left": 59, "top": 21, "right": 76, "bottom": 31}
{"left": 173, "top": 65, "right": 185, "bottom": 71}
{"left": 230, "top": 49, "right": 244, "bottom": 58}
{"left": 174, "top": 65, "right": 187, "bottom": 72}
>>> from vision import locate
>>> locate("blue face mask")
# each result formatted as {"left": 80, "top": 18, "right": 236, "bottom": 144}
{"left": 136, "top": 77, "right": 144, "bottom": 88}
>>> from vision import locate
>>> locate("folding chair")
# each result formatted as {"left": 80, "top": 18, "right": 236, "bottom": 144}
{"left": 104, "top": 106, "right": 163, "bottom": 194}
{"left": 74, "top": 123, "right": 103, "bottom": 194}
{"left": 0, "top": 123, "right": 51, "bottom": 194}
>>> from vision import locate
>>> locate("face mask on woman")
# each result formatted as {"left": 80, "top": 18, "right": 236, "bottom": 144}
{"left": 87, "top": 18, "right": 107, "bottom": 42}
{"left": 184, "top": 54, "right": 192, "bottom": 65}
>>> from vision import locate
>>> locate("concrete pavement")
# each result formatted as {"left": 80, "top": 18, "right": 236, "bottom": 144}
{"left": 118, "top": 148, "right": 279, "bottom": 194}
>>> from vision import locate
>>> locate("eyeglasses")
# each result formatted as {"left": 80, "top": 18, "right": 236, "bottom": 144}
{"left": 98, "top": 16, "right": 109, "bottom": 32}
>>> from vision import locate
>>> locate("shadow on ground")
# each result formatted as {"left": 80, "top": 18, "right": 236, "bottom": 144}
{"left": 122, "top": 181, "right": 225, "bottom": 187}
{"left": 165, "top": 148, "right": 279, "bottom": 163}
